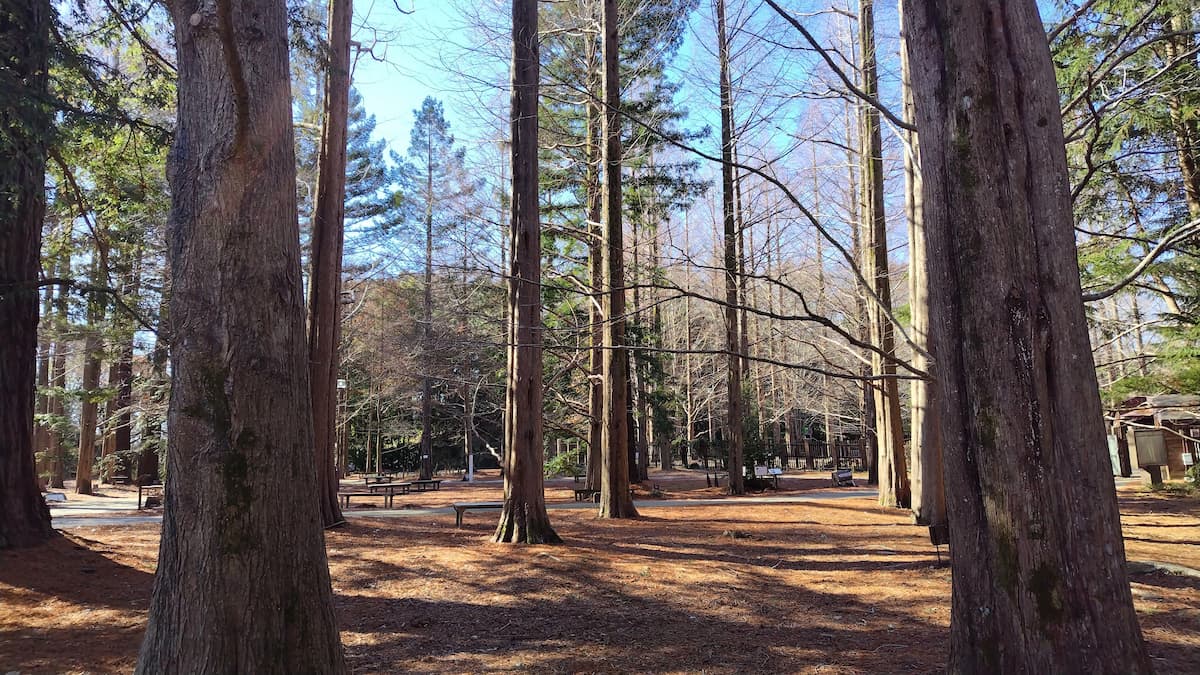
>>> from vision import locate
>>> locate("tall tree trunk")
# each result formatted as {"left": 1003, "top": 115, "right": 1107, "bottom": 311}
{"left": 716, "top": 0, "right": 744, "bottom": 495}
{"left": 34, "top": 285, "right": 53, "bottom": 487}
{"left": 903, "top": 0, "right": 1151, "bottom": 670}
{"left": 493, "top": 0, "right": 561, "bottom": 543}
{"left": 136, "top": 1, "right": 346, "bottom": 670}
{"left": 585, "top": 21, "right": 604, "bottom": 492}
{"left": 598, "top": 0, "right": 638, "bottom": 517}
{"left": 419, "top": 109, "right": 436, "bottom": 481}
{"left": 307, "top": 0, "right": 352, "bottom": 527}
{"left": 48, "top": 255, "right": 68, "bottom": 489}
{"left": 74, "top": 332, "right": 103, "bottom": 495}
{"left": 859, "top": 0, "right": 909, "bottom": 508}
{"left": 900, "top": 4, "right": 944, "bottom": 527}
{"left": 0, "top": 0, "right": 54, "bottom": 549}
{"left": 1166, "top": 12, "right": 1200, "bottom": 219}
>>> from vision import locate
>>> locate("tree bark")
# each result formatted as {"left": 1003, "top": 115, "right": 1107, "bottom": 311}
{"left": 716, "top": 0, "right": 744, "bottom": 495}
{"left": 136, "top": 1, "right": 346, "bottom": 670}
{"left": 584, "top": 9, "right": 604, "bottom": 493}
{"left": 598, "top": 0, "right": 638, "bottom": 518}
{"left": 493, "top": 0, "right": 561, "bottom": 543}
{"left": 74, "top": 334, "right": 103, "bottom": 495}
{"left": 0, "top": 0, "right": 54, "bottom": 549}
{"left": 903, "top": 0, "right": 1151, "bottom": 670}
{"left": 859, "top": 0, "right": 909, "bottom": 508}
{"left": 307, "top": 0, "right": 352, "bottom": 527}
{"left": 900, "top": 3, "right": 945, "bottom": 528}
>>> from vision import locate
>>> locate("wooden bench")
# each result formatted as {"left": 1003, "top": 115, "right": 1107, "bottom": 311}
{"left": 363, "top": 475, "right": 393, "bottom": 485}
{"left": 138, "top": 484, "right": 164, "bottom": 509}
{"left": 368, "top": 482, "right": 411, "bottom": 496}
{"left": 575, "top": 487, "right": 635, "bottom": 503}
{"left": 412, "top": 479, "right": 442, "bottom": 492}
{"left": 706, "top": 470, "right": 728, "bottom": 487}
{"left": 454, "top": 502, "right": 502, "bottom": 527}
{"left": 831, "top": 469, "right": 856, "bottom": 487}
{"left": 340, "top": 491, "right": 395, "bottom": 508}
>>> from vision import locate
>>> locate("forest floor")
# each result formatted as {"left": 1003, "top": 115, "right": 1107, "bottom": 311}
{"left": 4, "top": 472, "right": 1198, "bottom": 674}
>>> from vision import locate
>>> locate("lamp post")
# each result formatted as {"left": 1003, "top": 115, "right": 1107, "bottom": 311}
{"left": 336, "top": 378, "right": 348, "bottom": 478}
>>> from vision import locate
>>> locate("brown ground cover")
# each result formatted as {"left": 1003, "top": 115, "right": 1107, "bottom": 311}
{"left": 3, "top": 476, "right": 1197, "bottom": 674}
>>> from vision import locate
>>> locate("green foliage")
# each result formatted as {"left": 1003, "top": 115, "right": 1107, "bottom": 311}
{"left": 544, "top": 446, "right": 584, "bottom": 478}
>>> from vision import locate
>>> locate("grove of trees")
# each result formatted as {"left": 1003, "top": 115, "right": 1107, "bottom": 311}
{"left": 2, "top": 0, "right": 1196, "bottom": 670}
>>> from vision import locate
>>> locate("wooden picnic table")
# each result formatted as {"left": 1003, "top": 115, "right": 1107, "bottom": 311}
{"left": 137, "top": 483, "right": 164, "bottom": 509}
{"left": 340, "top": 491, "right": 396, "bottom": 508}
{"left": 363, "top": 474, "right": 394, "bottom": 485}
{"left": 368, "top": 482, "right": 412, "bottom": 496}
{"left": 412, "top": 479, "right": 442, "bottom": 491}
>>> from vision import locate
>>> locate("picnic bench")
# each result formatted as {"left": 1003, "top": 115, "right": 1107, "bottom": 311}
{"left": 705, "top": 469, "right": 728, "bottom": 487}
{"left": 750, "top": 465, "right": 783, "bottom": 490}
{"left": 138, "top": 484, "right": 164, "bottom": 509}
{"left": 574, "top": 487, "right": 635, "bottom": 502}
{"left": 412, "top": 479, "right": 442, "bottom": 491}
{"left": 340, "top": 491, "right": 396, "bottom": 508}
{"left": 454, "top": 501, "right": 502, "bottom": 527}
{"left": 831, "top": 468, "right": 856, "bottom": 487}
{"left": 368, "top": 481, "right": 412, "bottom": 496}
{"left": 363, "top": 474, "right": 394, "bottom": 485}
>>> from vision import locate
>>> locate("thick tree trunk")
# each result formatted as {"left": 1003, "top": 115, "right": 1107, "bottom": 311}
{"left": 716, "top": 0, "right": 744, "bottom": 495}
{"left": 0, "top": 0, "right": 54, "bottom": 549}
{"left": 859, "top": 0, "right": 909, "bottom": 508}
{"left": 598, "top": 0, "right": 638, "bottom": 518}
{"left": 307, "top": 0, "right": 352, "bottom": 527}
{"left": 903, "top": 0, "right": 1151, "bottom": 670}
{"left": 493, "top": 0, "right": 561, "bottom": 543}
{"left": 136, "top": 1, "right": 346, "bottom": 670}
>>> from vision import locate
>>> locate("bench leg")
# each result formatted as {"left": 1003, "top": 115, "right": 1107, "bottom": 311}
{"left": 455, "top": 510, "right": 463, "bottom": 528}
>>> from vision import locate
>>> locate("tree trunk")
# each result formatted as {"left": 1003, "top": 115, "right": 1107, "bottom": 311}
{"left": 74, "top": 334, "right": 102, "bottom": 495}
{"left": 903, "top": 0, "right": 1151, "bottom": 670}
{"left": 716, "top": 0, "right": 744, "bottom": 495}
{"left": 136, "top": 1, "right": 346, "bottom": 670}
{"left": 48, "top": 263, "right": 68, "bottom": 489}
{"left": 900, "top": 3, "right": 944, "bottom": 527}
{"left": 598, "top": 0, "right": 638, "bottom": 518}
{"left": 419, "top": 118, "right": 435, "bottom": 481}
{"left": 307, "top": 0, "right": 352, "bottom": 527}
{"left": 34, "top": 285, "right": 53, "bottom": 487}
{"left": 0, "top": 0, "right": 54, "bottom": 549}
{"left": 859, "top": 0, "right": 909, "bottom": 508}
{"left": 1166, "top": 12, "right": 1199, "bottom": 219}
{"left": 493, "top": 0, "right": 561, "bottom": 543}
{"left": 585, "top": 22, "right": 604, "bottom": 492}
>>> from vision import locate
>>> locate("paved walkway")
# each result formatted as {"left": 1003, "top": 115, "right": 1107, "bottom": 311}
{"left": 50, "top": 488, "right": 879, "bottom": 529}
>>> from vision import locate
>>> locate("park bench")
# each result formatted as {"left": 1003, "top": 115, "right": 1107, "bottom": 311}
{"left": 575, "top": 487, "right": 635, "bottom": 503}
{"left": 831, "top": 468, "right": 855, "bottom": 487}
{"left": 706, "top": 469, "right": 728, "bottom": 487}
{"left": 573, "top": 471, "right": 586, "bottom": 483}
{"left": 340, "top": 491, "right": 395, "bottom": 508}
{"left": 412, "top": 479, "right": 443, "bottom": 491}
{"left": 363, "top": 474, "right": 393, "bottom": 485}
{"left": 454, "top": 501, "right": 502, "bottom": 527}
{"left": 138, "top": 484, "right": 164, "bottom": 509}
